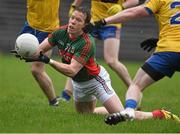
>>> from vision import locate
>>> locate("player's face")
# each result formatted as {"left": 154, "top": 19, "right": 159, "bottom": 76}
{"left": 68, "top": 10, "right": 86, "bottom": 35}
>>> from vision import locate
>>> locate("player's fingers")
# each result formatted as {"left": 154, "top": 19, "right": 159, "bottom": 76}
{"left": 140, "top": 41, "right": 147, "bottom": 48}
{"left": 10, "top": 50, "right": 18, "bottom": 54}
{"left": 143, "top": 45, "right": 150, "bottom": 50}
{"left": 147, "top": 46, "right": 153, "bottom": 52}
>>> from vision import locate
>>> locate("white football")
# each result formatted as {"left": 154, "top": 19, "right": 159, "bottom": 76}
{"left": 15, "top": 33, "right": 39, "bottom": 58}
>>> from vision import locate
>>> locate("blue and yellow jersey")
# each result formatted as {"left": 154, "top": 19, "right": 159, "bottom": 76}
{"left": 92, "top": 0, "right": 124, "bottom": 28}
{"left": 145, "top": 0, "right": 180, "bottom": 52}
{"left": 27, "top": 0, "right": 60, "bottom": 33}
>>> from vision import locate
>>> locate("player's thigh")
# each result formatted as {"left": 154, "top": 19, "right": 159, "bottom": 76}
{"left": 75, "top": 100, "right": 96, "bottom": 113}
{"left": 95, "top": 66, "right": 123, "bottom": 113}
{"left": 103, "top": 27, "right": 121, "bottom": 60}
{"left": 104, "top": 38, "right": 120, "bottom": 60}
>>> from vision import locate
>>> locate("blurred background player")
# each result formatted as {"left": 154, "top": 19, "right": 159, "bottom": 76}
{"left": 93, "top": 0, "right": 180, "bottom": 123}
{"left": 18, "top": 0, "right": 60, "bottom": 106}
{"left": 60, "top": 0, "right": 140, "bottom": 102}
{"left": 21, "top": 7, "right": 179, "bottom": 123}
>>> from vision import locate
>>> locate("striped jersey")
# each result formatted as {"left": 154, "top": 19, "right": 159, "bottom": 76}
{"left": 145, "top": 0, "right": 180, "bottom": 52}
{"left": 48, "top": 26, "right": 100, "bottom": 82}
{"left": 27, "top": 0, "right": 60, "bottom": 32}
{"left": 92, "top": 0, "right": 124, "bottom": 28}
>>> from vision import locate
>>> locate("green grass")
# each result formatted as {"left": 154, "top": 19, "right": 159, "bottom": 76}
{"left": 0, "top": 54, "right": 180, "bottom": 133}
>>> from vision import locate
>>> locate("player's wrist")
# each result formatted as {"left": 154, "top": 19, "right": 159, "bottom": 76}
{"left": 71, "top": 3, "right": 78, "bottom": 9}
{"left": 71, "top": 4, "right": 76, "bottom": 9}
{"left": 102, "top": 19, "right": 107, "bottom": 25}
{"left": 49, "top": 59, "right": 54, "bottom": 65}
{"left": 122, "top": 5, "right": 125, "bottom": 10}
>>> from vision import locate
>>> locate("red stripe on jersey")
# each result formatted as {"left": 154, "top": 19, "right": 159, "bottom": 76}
{"left": 79, "top": 33, "right": 91, "bottom": 64}
{"left": 85, "top": 57, "right": 100, "bottom": 76}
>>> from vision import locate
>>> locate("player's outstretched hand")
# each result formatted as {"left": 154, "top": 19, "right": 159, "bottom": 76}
{"left": 83, "top": 23, "right": 95, "bottom": 33}
{"left": 104, "top": 113, "right": 126, "bottom": 125}
{"left": 94, "top": 19, "right": 107, "bottom": 28}
{"left": 23, "top": 52, "right": 50, "bottom": 64}
{"left": 140, "top": 38, "right": 158, "bottom": 52}
{"left": 83, "top": 19, "right": 107, "bottom": 33}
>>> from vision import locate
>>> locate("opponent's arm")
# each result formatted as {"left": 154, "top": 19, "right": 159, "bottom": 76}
{"left": 105, "top": 5, "right": 149, "bottom": 24}
{"left": 72, "top": 0, "right": 83, "bottom": 7}
{"left": 69, "top": 0, "right": 83, "bottom": 17}
{"left": 122, "top": 0, "right": 139, "bottom": 9}
{"left": 107, "top": 0, "right": 139, "bottom": 15}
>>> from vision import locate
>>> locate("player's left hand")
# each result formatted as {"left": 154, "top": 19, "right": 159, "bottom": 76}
{"left": 23, "top": 52, "right": 50, "bottom": 63}
{"left": 107, "top": 4, "right": 123, "bottom": 15}
{"left": 140, "top": 38, "right": 158, "bottom": 52}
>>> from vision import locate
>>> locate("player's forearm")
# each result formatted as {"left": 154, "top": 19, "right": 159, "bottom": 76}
{"left": 122, "top": 0, "right": 139, "bottom": 9}
{"left": 105, "top": 5, "right": 147, "bottom": 24}
{"left": 37, "top": 38, "right": 53, "bottom": 55}
{"left": 49, "top": 60, "right": 78, "bottom": 77}
{"left": 72, "top": 0, "right": 83, "bottom": 6}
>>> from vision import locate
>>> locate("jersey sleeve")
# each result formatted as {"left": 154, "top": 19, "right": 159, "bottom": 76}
{"left": 144, "top": 0, "right": 162, "bottom": 14}
{"left": 48, "top": 25, "right": 68, "bottom": 46}
{"left": 73, "top": 40, "right": 93, "bottom": 65}
{"left": 48, "top": 30, "right": 58, "bottom": 46}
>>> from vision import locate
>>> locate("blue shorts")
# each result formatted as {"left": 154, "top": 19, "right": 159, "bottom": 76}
{"left": 20, "top": 21, "right": 49, "bottom": 43}
{"left": 142, "top": 52, "right": 180, "bottom": 81}
{"left": 91, "top": 26, "right": 120, "bottom": 40}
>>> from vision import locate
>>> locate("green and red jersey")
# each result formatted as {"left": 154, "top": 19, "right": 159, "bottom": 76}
{"left": 48, "top": 25, "right": 100, "bottom": 82}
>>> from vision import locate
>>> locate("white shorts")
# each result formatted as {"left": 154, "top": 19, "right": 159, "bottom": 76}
{"left": 72, "top": 66, "right": 115, "bottom": 103}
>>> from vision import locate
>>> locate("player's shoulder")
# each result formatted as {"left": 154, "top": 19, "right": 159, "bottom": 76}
{"left": 52, "top": 25, "right": 68, "bottom": 35}
{"left": 81, "top": 33, "right": 95, "bottom": 48}
{"left": 55, "top": 25, "right": 68, "bottom": 31}
{"left": 81, "top": 33, "right": 94, "bottom": 42}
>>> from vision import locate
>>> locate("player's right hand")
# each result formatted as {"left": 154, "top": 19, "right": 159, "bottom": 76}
{"left": 94, "top": 19, "right": 107, "bottom": 28}
{"left": 140, "top": 38, "right": 158, "bottom": 52}
{"left": 83, "top": 19, "right": 107, "bottom": 33}
{"left": 107, "top": 4, "right": 123, "bottom": 15}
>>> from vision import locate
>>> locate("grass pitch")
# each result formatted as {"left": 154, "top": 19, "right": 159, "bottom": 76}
{"left": 0, "top": 54, "right": 180, "bottom": 133}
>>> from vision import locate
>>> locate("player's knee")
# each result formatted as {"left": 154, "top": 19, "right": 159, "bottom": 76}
{"left": 31, "top": 63, "right": 45, "bottom": 77}
{"left": 131, "top": 83, "right": 143, "bottom": 92}
{"left": 76, "top": 107, "right": 94, "bottom": 114}
{"left": 105, "top": 58, "right": 118, "bottom": 68}
{"left": 31, "top": 67, "right": 43, "bottom": 78}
